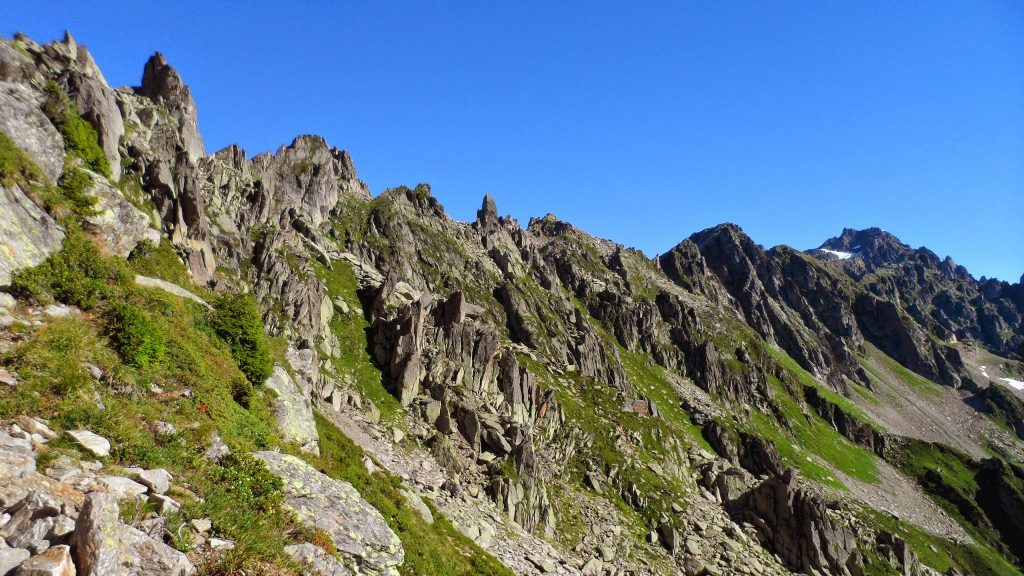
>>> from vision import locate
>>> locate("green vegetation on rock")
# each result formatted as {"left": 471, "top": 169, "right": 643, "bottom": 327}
{"left": 41, "top": 80, "right": 110, "bottom": 176}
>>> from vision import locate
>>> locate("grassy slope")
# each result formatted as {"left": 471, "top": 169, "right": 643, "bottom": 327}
{"left": 0, "top": 230, "right": 511, "bottom": 575}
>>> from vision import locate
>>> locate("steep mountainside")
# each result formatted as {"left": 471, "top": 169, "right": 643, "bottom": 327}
{"left": 1, "top": 32, "right": 1023, "bottom": 576}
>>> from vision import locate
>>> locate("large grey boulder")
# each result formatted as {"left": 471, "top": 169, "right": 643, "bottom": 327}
{"left": 73, "top": 492, "right": 194, "bottom": 576}
{"left": 255, "top": 451, "right": 403, "bottom": 575}
{"left": 0, "top": 184, "right": 64, "bottom": 287}
{"left": 264, "top": 366, "right": 319, "bottom": 455}
{"left": 78, "top": 169, "right": 151, "bottom": 257}
{"left": 0, "top": 81, "right": 64, "bottom": 182}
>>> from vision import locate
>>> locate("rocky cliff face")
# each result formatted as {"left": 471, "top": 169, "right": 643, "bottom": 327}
{"left": 0, "top": 31, "right": 1022, "bottom": 576}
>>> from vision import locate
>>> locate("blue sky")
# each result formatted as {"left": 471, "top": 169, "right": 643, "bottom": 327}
{"left": 8, "top": 1, "right": 1023, "bottom": 281}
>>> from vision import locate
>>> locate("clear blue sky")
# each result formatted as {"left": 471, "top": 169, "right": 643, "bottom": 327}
{"left": 8, "top": 1, "right": 1023, "bottom": 281}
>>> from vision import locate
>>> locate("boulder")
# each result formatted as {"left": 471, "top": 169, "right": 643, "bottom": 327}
{"left": 13, "top": 545, "right": 75, "bottom": 576}
{"left": 79, "top": 170, "right": 150, "bottom": 257}
{"left": 0, "top": 547, "right": 31, "bottom": 575}
{"left": 96, "top": 475, "right": 148, "bottom": 499}
{"left": 133, "top": 468, "right": 172, "bottom": 494}
{"left": 254, "top": 451, "right": 403, "bottom": 575}
{"left": 73, "top": 492, "right": 194, "bottom": 576}
{"left": 263, "top": 366, "right": 319, "bottom": 455}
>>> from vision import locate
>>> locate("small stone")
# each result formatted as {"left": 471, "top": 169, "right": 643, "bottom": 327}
{"left": 391, "top": 427, "right": 405, "bottom": 443}
{"left": 400, "top": 488, "right": 433, "bottom": 524}
{"left": 98, "top": 475, "right": 148, "bottom": 498}
{"left": 66, "top": 430, "right": 110, "bottom": 458}
{"left": 204, "top": 433, "right": 229, "bottom": 460}
{"left": 0, "top": 367, "right": 18, "bottom": 386}
{"left": 135, "top": 469, "right": 172, "bottom": 494}
{"left": 581, "top": 558, "right": 603, "bottom": 575}
{"left": 190, "top": 518, "right": 212, "bottom": 533}
{"left": 207, "top": 538, "right": 234, "bottom": 551}
{"left": 148, "top": 493, "right": 180, "bottom": 515}
{"left": 362, "top": 456, "right": 376, "bottom": 475}
{"left": 0, "top": 292, "right": 15, "bottom": 311}
{"left": 82, "top": 363, "right": 103, "bottom": 381}
{"left": 15, "top": 417, "right": 55, "bottom": 440}
{"left": 42, "top": 304, "right": 72, "bottom": 318}
{"left": 50, "top": 515, "right": 75, "bottom": 539}
{"left": 527, "top": 554, "right": 557, "bottom": 573}
{"left": 599, "top": 545, "right": 615, "bottom": 562}
{"left": 477, "top": 522, "right": 495, "bottom": 548}
{"left": 150, "top": 421, "right": 177, "bottom": 436}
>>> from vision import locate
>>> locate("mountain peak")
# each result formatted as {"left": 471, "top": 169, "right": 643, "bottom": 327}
{"left": 812, "top": 227, "right": 912, "bottom": 267}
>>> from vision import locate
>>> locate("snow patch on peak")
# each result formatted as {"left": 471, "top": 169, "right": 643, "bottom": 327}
{"left": 818, "top": 248, "right": 856, "bottom": 260}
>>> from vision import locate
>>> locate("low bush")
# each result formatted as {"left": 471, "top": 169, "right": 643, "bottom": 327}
{"left": 11, "top": 230, "right": 130, "bottom": 309}
{"left": 102, "top": 302, "right": 166, "bottom": 371}
{"left": 211, "top": 293, "right": 273, "bottom": 386}
{"left": 210, "top": 452, "right": 284, "bottom": 515}
{"left": 45, "top": 163, "right": 97, "bottom": 221}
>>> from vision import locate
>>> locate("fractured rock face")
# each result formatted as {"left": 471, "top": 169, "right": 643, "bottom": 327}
{"left": 0, "top": 183, "right": 65, "bottom": 287}
{"left": 255, "top": 451, "right": 403, "bottom": 575}
{"left": 0, "top": 81, "right": 65, "bottom": 182}
{"left": 729, "top": 469, "right": 859, "bottom": 576}
{"left": 137, "top": 53, "right": 204, "bottom": 162}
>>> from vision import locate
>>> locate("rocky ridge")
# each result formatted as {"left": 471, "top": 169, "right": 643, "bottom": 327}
{"left": 0, "top": 30, "right": 1021, "bottom": 576}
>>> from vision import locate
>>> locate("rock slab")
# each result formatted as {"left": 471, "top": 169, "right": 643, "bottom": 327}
{"left": 255, "top": 451, "right": 403, "bottom": 575}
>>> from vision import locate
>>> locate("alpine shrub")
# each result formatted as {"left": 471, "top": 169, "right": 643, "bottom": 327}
{"left": 102, "top": 302, "right": 166, "bottom": 370}
{"left": 211, "top": 293, "right": 273, "bottom": 386}
{"left": 11, "top": 230, "right": 130, "bottom": 309}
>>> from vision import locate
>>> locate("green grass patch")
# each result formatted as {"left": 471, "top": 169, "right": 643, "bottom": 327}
{"left": 863, "top": 346, "right": 945, "bottom": 400}
{"left": 746, "top": 373, "right": 881, "bottom": 487}
{"left": 315, "top": 259, "right": 401, "bottom": 422}
{"left": 859, "top": 508, "right": 1022, "bottom": 576}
